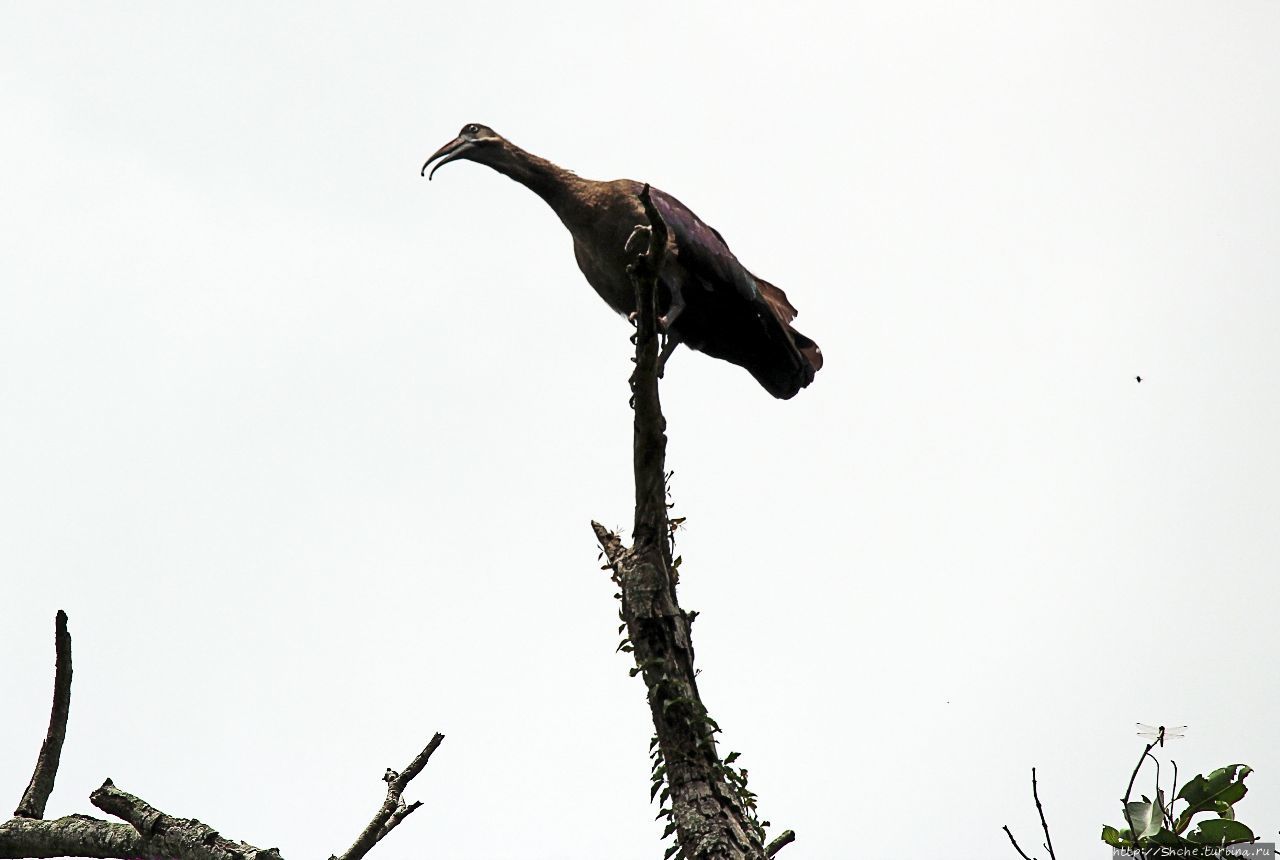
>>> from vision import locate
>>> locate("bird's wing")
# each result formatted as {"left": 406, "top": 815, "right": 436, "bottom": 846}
{"left": 648, "top": 186, "right": 823, "bottom": 397}
{"left": 754, "top": 277, "right": 800, "bottom": 327}
{"left": 648, "top": 189, "right": 759, "bottom": 303}
{"left": 649, "top": 188, "right": 808, "bottom": 332}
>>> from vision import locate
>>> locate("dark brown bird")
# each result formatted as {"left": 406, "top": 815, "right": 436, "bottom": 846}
{"left": 421, "top": 124, "right": 823, "bottom": 399}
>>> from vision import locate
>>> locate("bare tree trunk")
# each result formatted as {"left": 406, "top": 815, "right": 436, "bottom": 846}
{"left": 593, "top": 186, "right": 792, "bottom": 860}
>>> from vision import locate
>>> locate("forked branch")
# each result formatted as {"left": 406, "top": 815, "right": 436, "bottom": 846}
{"left": 1003, "top": 767, "right": 1057, "bottom": 860}
{"left": 332, "top": 734, "right": 445, "bottom": 860}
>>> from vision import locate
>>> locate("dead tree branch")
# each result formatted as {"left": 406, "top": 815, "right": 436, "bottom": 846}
{"left": 2, "top": 777, "right": 282, "bottom": 860}
{"left": 1003, "top": 767, "right": 1057, "bottom": 860}
{"left": 765, "top": 830, "right": 796, "bottom": 858}
{"left": 332, "top": 734, "right": 444, "bottom": 860}
{"left": 1032, "top": 768, "right": 1057, "bottom": 860}
{"left": 1, "top": 612, "right": 441, "bottom": 860}
{"left": 13, "top": 611, "right": 72, "bottom": 820}
{"left": 626, "top": 186, "right": 671, "bottom": 556}
{"left": 1002, "top": 824, "right": 1035, "bottom": 860}
{"left": 592, "top": 185, "right": 784, "bottom": 860}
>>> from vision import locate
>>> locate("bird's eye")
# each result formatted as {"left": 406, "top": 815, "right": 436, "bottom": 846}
{"left": 465, "top": 124, "right": 479, "bottom": 135}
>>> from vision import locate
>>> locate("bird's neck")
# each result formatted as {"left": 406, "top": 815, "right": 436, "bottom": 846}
{"left": 489, "top": 143, "right": 588, "bottom": 218}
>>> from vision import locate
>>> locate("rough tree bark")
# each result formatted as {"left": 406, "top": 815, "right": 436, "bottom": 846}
{"left": 0, "top": 613, "right": 442, "bottom": 860}
{"left": 592, "top": 186, "right": 794, "bottom": 860}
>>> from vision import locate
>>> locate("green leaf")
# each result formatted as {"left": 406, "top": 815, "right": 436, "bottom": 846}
{"left": 664, "top": 845, "right": 680, "bottom": 860}
{"left": 1175, "top": 765, "right": 1251, "bottom": 833}
{"left": 651, "top": 781, "right": 663, "bottom": 801}
{"left": 1146, "top": 829, "right": 1184, "bottom": 848}
{"left": 1126, "top": 800, "right": 1162, "bottom": 840}
{"left": 1186, "top": 818, "right": 1254, "bottom": 847}
{"left": 661, "top": 821, "right": 676, "bottom": 839}
{"left": 724, "top": 752, "right": 741, "bottom": 764}
{"left": 1212, "top": 800, "right": 1235, "bottom": 820}
{"left": 1101, "top": 825, "right": 1126, "bottom": 847}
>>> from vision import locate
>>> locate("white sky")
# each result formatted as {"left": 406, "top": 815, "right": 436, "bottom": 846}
{"left": 3, "top": 2, "right": 1278, "bottom": 858}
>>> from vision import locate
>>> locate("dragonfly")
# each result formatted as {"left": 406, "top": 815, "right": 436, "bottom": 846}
{"left": 1137, "top": 723, "right": 1187, "bottom": 747}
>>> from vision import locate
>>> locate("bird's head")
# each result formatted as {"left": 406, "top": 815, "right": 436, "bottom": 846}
{"left": 421, "top": 123, "right": 505, "bottom": 180}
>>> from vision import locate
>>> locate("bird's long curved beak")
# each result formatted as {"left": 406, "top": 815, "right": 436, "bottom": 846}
{"left": 421, "top": 138, "right": 475, "bottom": 180}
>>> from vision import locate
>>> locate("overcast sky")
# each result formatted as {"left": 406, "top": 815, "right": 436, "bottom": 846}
{"left": 3, "top": 2, "right": 1278, "bottom": 858}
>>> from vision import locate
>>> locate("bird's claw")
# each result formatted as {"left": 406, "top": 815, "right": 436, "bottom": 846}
{"left": 625, "top": 224, "right": 652, "bottom": 257}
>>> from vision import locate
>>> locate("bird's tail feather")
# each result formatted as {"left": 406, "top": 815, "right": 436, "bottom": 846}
{"left": 750, "top": 278, "right": 822, "bottom": 399}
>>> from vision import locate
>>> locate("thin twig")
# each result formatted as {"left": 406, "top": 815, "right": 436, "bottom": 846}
{"left": 14, "top": 611, "right": 73, "bottom": 820}
{"left": 1031, "top": 768, "right": 1056, "bottom": 860}
{"left": 1003, "top": 825, "right": 1036, "bottom": 860}
{"left": 1121, "top": 741, "right": 1159, "bottom": 860}
{"left": 333, "top": 733, "right": 444, "bottom": 860}
{"left": 1149, "top": 754, "right": 1162, "bottom": 811}
{"left": 765, "top": 829, "right": 796, "bottom": 857}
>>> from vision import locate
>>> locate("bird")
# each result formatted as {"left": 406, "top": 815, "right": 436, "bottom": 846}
{"left": 421, "top": 124, "right": 822, "bottom": 399}
{"left": 1136, "top": 375, "right": 1143, "bottom": 383}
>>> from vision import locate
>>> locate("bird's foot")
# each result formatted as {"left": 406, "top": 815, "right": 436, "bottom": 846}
{"left": 624, "top": 224, "right": 652, "bottom": 257}
{"left": 657, "top": 288, "right": 685, "bottom": 332}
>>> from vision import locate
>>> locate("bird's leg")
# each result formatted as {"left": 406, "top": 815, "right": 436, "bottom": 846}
{"left": 658, "top": 283, "right": 685, "bottom": 331}
{"left": 657, "top": 333, "right": 682, "bottom": 378}
{"left": 632, "top": 289, "right": 685, "bottom": 329}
